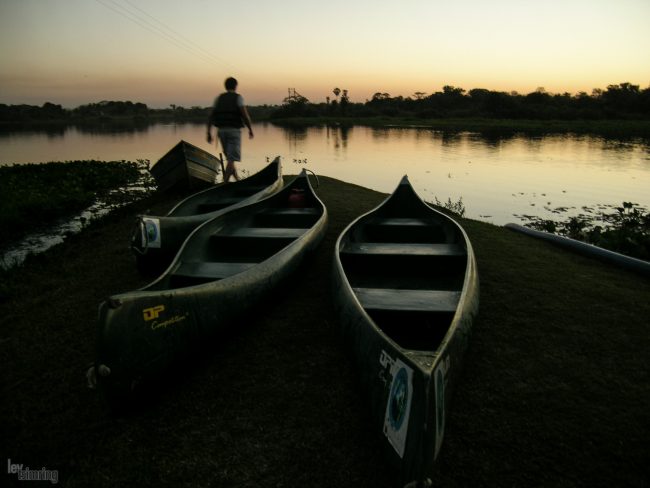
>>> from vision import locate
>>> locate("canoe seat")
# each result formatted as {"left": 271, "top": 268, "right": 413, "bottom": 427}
{"left": 353, "top": 287, "right": 460, "bottom": 313}
{"left": 257, "top": 207, "right": 320, "bottom": 216}
{"left": 342, "top": 242, "right": 464, "bottom": 256}
{"left": 253, "top": 207, "right": 321, "bottom": 228}
{"left": 233, "top": 185, "right": 271, "bottom": 196}
{"left": 196, "top": 198, "right": 242, "bottom": 213}
{"left": 373, "top": 218, "right": 431, "bottom": 226}
{"left": 217, "top": 227, "right": 305, "bottom": 239}
{"left": 172, "top": 261, "right": 256, "bottom": 280}
{"left": 365, "top": 218, "right": 451, "bottom": 244}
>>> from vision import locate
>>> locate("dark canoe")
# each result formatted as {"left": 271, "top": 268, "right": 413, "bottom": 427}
{"left": 149, "top": 139, "right": 221, "bottom": 191}
{"left": 332, "top": 175, "right": 479, "bottom": 486}
{"left": 132, "top": 157, "right": 283, "bottom": 271}
{"left": 94, "top": 169, "right": 327, "bottom": 403}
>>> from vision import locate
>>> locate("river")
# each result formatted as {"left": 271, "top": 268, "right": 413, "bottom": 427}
{"left": 1, "top": 122, "right": 648, "bottom": 226}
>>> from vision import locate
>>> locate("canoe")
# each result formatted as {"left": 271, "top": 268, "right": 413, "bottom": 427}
{"left": 332, "top": 175, "right": 479, "bottom": 485}
{"left": 132, "top": 157, "right": 283, "bottom": 271}
{"left": 93, "top": 169, "right": 327, "bottom": 403}
{"left": 505, "top": 223, "right": 650, "bottom": 278}
{"left": 149, "top": 140, "right": 221, "bottom": 191}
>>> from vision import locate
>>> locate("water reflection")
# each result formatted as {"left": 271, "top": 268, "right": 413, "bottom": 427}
{"left": 0, "top": 125, "right": 67, "bottom": 139}
{"left": 280, "top": 125, "right": 309, "bottom": 151}
{"left": 74, "top": 120, "right": 151, "bottom": 135}
{"left": 0, "top": 121, "right": 648, "bottom": 227}
{"left": 326, "top": 125, "right": 350, "bottom": 152}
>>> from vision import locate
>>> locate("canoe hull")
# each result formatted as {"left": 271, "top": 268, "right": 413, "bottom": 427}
{"left": 149, "top": 140, "right": 220, "bottom": 191}
{"left": 505, "top": 222, "right": 650, "bottom": 278}
{"left": 133, "top": 158, "right": 283, "bottom": 272}
{"left": 332, "top": 176, "right": 479, "bottom": 485}
{"left": 96, "top": 171, "right": 327, "bottom": 403}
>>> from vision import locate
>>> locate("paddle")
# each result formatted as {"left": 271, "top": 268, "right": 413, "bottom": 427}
{"left": 218, "top": 153, "right": 226, "bottom": 182}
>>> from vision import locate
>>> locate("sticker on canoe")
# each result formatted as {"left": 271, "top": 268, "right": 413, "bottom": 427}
{"left": 378, "top": 349, "right": 395, "bottom": 385}
{"left": 143, "top": 304, "right": 189, "bottom": 330}
{"left": 434, "top": 357, "right": 449, "bottom": 460}
{"left": 142, "top": 218, "right": 161, "bottom": 248}
{"left": 383, "top": 357, "right": 413, "bottom": 458}
{"left": 143, "top": 305, "right": 165, "bottom": 321}
{"left": 150, "top": 313, "right": 188, "bottom": 331}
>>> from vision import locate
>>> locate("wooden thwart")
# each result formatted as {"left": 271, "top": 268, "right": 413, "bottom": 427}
{"left": 195, "top": 198, "right": 243, "bottom": 213}
{"left": 353, "top": 287, "right": 461, "bottom": 313}
{"left": 173, "top": 261, "right": 256, "bottom": 280}
{"left": 342, "top": 242, "right": 464, "bottom": 256}
{"left": 256, "top": 207, "right": 320, "bottom": 216}
{"left": 217, "top": 227, "right": 305, "bottom": 239}
{"left": 373, "top": 218, "right": 432, "bottom": 226}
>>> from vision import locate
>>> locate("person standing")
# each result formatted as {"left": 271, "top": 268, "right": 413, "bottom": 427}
{"left": 207, "top": 77, "right": 254, "bottom": 182}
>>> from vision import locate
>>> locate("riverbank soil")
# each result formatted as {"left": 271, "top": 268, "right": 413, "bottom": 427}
{"left": 2, "top": 176, "right": 648, "bottom": 487}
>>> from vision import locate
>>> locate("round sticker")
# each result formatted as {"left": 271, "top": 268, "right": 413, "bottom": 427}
{"left": 389, "top": 367, "right": 409, "bottom": 430}
{"left": 145, "top": 220, "right": 158, "bottom": 242}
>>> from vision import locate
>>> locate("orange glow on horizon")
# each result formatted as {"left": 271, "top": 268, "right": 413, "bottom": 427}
{"left": 0, "top": 0, "right": 648, "bottom": 108}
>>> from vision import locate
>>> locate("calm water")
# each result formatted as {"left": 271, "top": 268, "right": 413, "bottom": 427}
{"left": 1, "top": 122, "right": 649, "bottom": 226}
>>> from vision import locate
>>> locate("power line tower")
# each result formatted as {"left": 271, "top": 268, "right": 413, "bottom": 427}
{"left": 286, "top": 88, "right": 307, "bottom": 103}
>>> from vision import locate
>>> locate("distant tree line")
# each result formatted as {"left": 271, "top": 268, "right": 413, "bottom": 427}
{"left": 0, "top": 101, "right": 146, "bottom": 123}
{"left": 0, "top": 100, "right": 279, "bottom": 125}
{"left": 0, "top": 100, "right": 207, "bottom": 124}
{"left": 270, "top": 82, "right": 650, "bottom": 120}
{"left": 1, "top": 82, "right": 648, "bottom": 125}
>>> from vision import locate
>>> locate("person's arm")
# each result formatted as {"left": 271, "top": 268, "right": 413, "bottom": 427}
{"left": 240, "top": 106, "right": 254, "bottom": 139}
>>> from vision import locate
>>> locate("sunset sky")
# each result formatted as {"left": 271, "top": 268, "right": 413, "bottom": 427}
{"left": 1, "top": 0, "right": 649, "bottom": 108}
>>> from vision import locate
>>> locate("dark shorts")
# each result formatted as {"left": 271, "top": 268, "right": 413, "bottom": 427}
{"left": 218, "top": 127, "right": 242, "bottom": 162}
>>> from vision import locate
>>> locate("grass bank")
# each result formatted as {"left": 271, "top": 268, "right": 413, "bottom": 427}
{"left": 2, "top": 176, "right": 648, "bottom": 487}
{"left": 270, "top": 116, "right": 650, "bottom": 138}
{"left": 0, "top": 160, "right": 152, "bottom": 250}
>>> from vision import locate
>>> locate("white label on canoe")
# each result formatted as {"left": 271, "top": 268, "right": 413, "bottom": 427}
{"left": 143, "top": 218, "right": 161, "bottom": 248}
{"left": 383, "top": 358, "right": 413, "bottom": 458}
{"left": 434, "top": 359, "right": 447, "bottom": 460}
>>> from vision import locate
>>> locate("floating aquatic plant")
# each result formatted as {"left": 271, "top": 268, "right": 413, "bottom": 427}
{"left": 519, "top": 202, "right": 649, "bottom": 260}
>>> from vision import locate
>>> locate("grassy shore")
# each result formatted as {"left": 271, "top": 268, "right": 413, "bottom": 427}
{"left": 0, "top": 160, "right": 151, "bottom": 250}
{"left": 2, "top": 176, "right": 649, "bottom": 487}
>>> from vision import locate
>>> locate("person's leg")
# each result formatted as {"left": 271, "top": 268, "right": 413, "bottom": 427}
{"left": 224, "top": 159, "right": 239, "bottom": 182}
{"left": 228, "top": 160, "right": 240, "bottom": 181}
{"left": 218, "top": 128, "right": 242, "bottom": 183}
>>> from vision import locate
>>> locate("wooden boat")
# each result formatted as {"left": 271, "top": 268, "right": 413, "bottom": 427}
{"left": 149, "top": 140, "right": 221, "bottom": 191}
{"left": 93, "top": 169, "right": 327, "bottom": 403}
{"left": 132, "top": 157, "right": 283, "bottom": 271}
{"left": 332, "top": 175, "right": 479, "bottom": 486}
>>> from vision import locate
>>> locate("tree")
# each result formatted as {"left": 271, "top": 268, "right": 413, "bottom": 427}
{"left": 442, "top": 85, "right": 465, "bottom": 97}
{"left": 340, "top": 89, "right": 349, "bottom": 114}
{"left": 283, "top": 93, "right": 309, "bottom": 105}
{"left": 41, "top": 102, "right": 66, "bottom": 119}
{"left": 370, "top": 92, "right": 391, "bottom": 103}
{"left": 602, "top": 82, "right": 643, "bottom": 114}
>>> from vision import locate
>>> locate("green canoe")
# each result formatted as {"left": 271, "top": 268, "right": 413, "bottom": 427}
{"left": 332, "top": 175, "right": 479, "bottom": 486}
{"left": 93, "top": 169, "right": 327, "bottom": 404}
{"left": 132, "top": 157, "right": 283, "bottom": 271}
